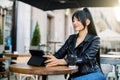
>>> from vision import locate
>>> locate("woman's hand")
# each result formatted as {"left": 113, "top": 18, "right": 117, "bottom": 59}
{"left": 43, "top": 54, "right": 67, "bottom": 67}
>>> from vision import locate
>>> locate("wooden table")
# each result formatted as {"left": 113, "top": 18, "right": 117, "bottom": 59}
{"left": 9, "top": 63, "right": 78, "bottom": 80}
{"left": 0, "top": 58, "right": 9, "bottom": 61}
{"left": 4, "top": 53, "right": 31, "bottom": 58}
{"left": 4, "top": 53, "right": 31, "bottom": 64}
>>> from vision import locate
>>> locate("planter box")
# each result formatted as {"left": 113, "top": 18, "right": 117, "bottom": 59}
{"left": 0, "top": 45, "right": 4, "bottom": 54}
{"left": 30, "top": 46, "right": 39, "bottom": 50}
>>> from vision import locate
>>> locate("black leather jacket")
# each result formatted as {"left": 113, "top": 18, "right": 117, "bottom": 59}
{"left": 54, "top": 33, "right": 101, "bottom": 78}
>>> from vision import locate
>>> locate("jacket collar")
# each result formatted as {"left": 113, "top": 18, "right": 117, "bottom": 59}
{"left": 69, "top": 33, "right": 94, "bottom": 49}
{"left": 84, "top": 34, "right": 94, "bottom": 42}
{"left": 76, "top": 33, "right": 94, "bottom": 42}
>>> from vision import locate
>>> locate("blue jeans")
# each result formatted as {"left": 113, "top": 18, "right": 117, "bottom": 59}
{"left": 71, "top": 71, "right": 106, "bottom": 80}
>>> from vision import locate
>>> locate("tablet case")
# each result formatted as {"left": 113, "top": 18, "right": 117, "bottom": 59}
{"left": 27, "top": 50, "right": 46, "bottom": 66}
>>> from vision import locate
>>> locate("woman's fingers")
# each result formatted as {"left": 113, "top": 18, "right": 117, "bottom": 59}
{"left": 43, "top": 54, "right": 60, "bottom": 67}
{"left": 46, "top": 61, "right": 58, "bottom": 67}
{"left": 44, "top": 58, "right": 58, "bottom": 67}
{"left": 43, "top": 54, "right": 54, "bottom": 59}
{"left": 44, "top": 58, "right": 53, "bottom": 63}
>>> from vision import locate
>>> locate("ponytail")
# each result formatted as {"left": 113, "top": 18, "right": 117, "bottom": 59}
{"left": 83, "top": 8, "right": 97, "bottom": 36}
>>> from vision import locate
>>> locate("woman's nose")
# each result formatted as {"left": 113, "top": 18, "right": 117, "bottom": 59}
{"left": 73, "top": 21, "right": 77, "bottom": 26}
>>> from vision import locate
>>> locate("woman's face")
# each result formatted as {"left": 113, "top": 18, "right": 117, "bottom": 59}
{"left": 72, "top": 16, "right": 84, "bottom": 31}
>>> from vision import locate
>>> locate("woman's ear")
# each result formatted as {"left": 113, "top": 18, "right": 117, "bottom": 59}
{"left": 86, "top": 19, "right": 90, "bottom": 26}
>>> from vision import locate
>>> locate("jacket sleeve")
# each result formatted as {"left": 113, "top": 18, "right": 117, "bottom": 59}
{"left": 76, "top": 36, "right": 100, "bottom": 64}
{"left": 54, "top": 36, "right": 71, "bottom": 59}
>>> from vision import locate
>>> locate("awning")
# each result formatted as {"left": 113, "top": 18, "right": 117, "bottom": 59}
{"left": 98, "top": 29, "right": 120, "bottom": 41}
{"left": 18, "top": 0, "right": 119, "bottom": 11}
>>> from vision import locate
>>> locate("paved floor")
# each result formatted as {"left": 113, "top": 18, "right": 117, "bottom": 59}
{"left": 0, "top": 74, "right": 66, "bottom": 80}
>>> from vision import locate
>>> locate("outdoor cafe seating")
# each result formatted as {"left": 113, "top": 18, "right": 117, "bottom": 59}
{"left": 0, "top": 54, "right": 10, "bottom": 80}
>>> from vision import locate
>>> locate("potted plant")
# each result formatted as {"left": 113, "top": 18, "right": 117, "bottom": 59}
{"left": 30, "top": 22, "right": 41, "bottom": 50}
{"left": 0, "top": 28, "right": 4, "bottom": 53}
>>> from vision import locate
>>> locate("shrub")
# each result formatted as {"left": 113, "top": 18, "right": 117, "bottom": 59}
{"left": 0, "top": 29, "right": 3, "bottom": 44}
{"left": 31, "top": 22, "right": 41, "bottom": 46}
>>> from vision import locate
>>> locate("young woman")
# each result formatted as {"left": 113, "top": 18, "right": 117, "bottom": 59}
{"left": 43, "top": 8, "right": 105, "bottom": 80}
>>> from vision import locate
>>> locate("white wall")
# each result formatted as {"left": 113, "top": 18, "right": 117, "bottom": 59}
{"left": 54, "top": 10, "right": 65, "bottom": 42}
{"left": 17, "top": 2, "right": 31, "bottom": 53}
{"left": 65, "top": 9, "right": 74, "bottom": 39}
{"left": 16, "top": 3, "right": 73, "bottom": 53}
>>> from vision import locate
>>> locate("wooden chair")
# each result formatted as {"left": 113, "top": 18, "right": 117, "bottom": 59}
{"left": 0, "top": 58, "right": 10, "bottom": 80}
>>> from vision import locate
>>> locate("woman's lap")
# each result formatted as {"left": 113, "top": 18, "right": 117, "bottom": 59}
{"left": 72, "top": 71, "right": 106, "bottom": 80}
